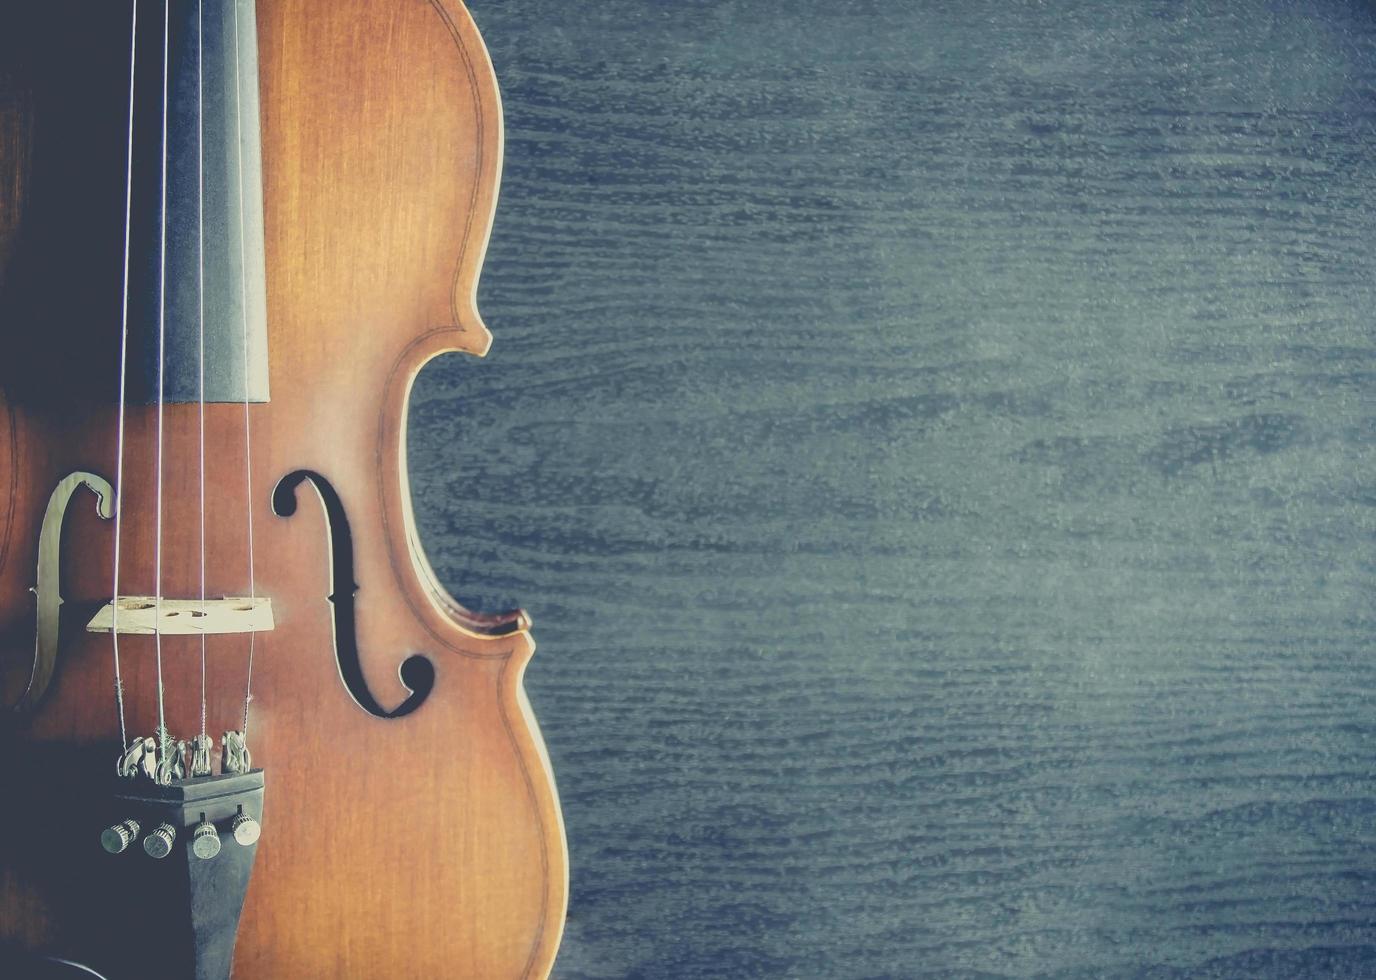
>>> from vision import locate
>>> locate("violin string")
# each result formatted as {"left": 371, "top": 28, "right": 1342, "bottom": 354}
{"left": 153, "top": 0, "right": 172, "bottom": 763}
{"left": 111, "top": 0, "right": 141, "bottom": 753}
{"left": 231, "top": 0, "right": 259, "bottom": 737}
{"left": 197, "top": 0, "right": 208, "bottom": 742}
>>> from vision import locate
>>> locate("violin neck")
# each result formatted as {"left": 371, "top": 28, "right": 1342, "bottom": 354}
{"left": 124, "top": 0, "right": 269, "bottom": 407}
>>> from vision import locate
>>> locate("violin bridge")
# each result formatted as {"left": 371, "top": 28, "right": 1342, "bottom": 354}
{"left": 85, "top": 597, "right": 275, "bottom": 636}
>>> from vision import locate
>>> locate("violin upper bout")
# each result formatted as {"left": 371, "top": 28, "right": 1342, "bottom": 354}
{"left": 258, "top": 0, "right": 524, "bottom": 642}
{"left": 430, "top": 0, "right": 506, "bottom": 357}
{"left": 258, "top": 0, "right": 504, "bottom": 354}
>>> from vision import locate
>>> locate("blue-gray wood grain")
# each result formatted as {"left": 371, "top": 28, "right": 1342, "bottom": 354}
{"left": 407, "top": 2, "right": 1376, "bottom": 976}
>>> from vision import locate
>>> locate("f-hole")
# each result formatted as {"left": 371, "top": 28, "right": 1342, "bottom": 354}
{"left": 271, "top": 470, "right": 434, "bottom": 719}
{"left": 14, "top": 471, "right": 114, "bottom": 715}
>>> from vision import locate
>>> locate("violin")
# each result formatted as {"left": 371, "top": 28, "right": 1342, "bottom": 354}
{"left": 0, "top": 1, "right": 567, "bottom": 977}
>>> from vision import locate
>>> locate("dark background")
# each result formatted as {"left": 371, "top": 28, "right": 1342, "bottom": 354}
{"left": 408, "top": 2, "right": 1376, "bottom": 976}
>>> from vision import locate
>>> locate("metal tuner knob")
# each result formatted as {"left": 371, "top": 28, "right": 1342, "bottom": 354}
{"left": 100, "top": 819, "right": 140, "bottom": 854}
{"left": 192, "top": 820, "right": 222, "bottom": 860}
{"left": 231, "top": 811, "right": 261, "bottom": 847}
{"left": 143, "top": 821, "right": 177, "bottom": 859}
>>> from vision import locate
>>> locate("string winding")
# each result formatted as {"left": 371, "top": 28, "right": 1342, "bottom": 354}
{"left": 111, "top": 0, "right": 258, "bottom": 767}
{"left": 231, "top": 0, "right": 259, "bottom": 738}
{"left": 153, "top": 0, "right": 173, "bottom": 766}
{"left": 197, "top": 0, "right": 208, "bottom": 742}
{"left": 110, "top": 0, "right": 141, "bottom": 753}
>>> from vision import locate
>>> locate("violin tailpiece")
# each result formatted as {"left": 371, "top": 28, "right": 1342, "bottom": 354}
{"left": 95, "top": 770, "right": 266, "bottom": 980}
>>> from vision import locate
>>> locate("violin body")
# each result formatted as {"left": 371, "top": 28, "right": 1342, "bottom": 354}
{"left": 0, "top": 1, "right": 567, "bottom": 977}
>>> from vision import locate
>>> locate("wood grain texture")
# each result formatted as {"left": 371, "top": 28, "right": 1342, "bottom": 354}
{"left": 409, "top": 1, "right": 1376, "bottom": 976}
{"left": 0, "top": 1, "right": 565, "bottom": 977}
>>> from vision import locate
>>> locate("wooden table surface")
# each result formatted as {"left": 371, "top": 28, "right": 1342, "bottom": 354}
{"left": 408, "top": 1, "right": 1376, "bottom": 976}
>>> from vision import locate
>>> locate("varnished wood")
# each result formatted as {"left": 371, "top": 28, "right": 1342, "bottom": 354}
{"left": 0, "top": 1, "right": 567, "bottom": 977}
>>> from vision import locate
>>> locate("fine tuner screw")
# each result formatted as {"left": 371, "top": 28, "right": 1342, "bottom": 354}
{"left": 192, "top": 820, "right": 222, "bottom": 860}
{"left": 100, "top": 819, "right": 140, "bottom": 855}
{"left": 143, "top": 822, "right": 177, "bottom": 859}
{"left": 231, "top": 811, "right": 261, "bottom": 847}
